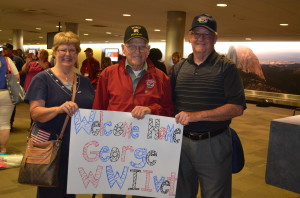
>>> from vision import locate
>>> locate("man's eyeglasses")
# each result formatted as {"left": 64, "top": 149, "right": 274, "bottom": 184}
{"left": 190, "top": 32, "right": 214, "bottom": 40}
{"left": 57, "top": 49, "right": 77, "bottom": 55}
{"left": 125, "top": 45, "right": 148, "bottom": 52}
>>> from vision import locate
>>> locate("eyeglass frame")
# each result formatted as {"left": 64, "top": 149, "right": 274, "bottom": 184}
{"left": 124, "top": 44, "right": 150, "bottom": 53}
{"left": 189, "top": 31, "right": 216, "bottom": 40}
{"left": 56, "top": 48, "right": 77, "bottom": 55}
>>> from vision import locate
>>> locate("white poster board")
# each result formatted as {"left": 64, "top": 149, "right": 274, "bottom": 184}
{"left": 67, "top": 109, "right": 183, "bottom": 198}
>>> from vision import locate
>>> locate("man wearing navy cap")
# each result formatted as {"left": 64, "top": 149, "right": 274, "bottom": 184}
{"left": 1, "top": 43, "right": 25, "bottom": 130}
{"left": 171, "top": 14, "right": 246, "bottom": 198}
{"left": 93, "top": 25, "right": 173, "bottom": 198}
{"left": 1, "top": 43, "right": 24, "bottom": 72}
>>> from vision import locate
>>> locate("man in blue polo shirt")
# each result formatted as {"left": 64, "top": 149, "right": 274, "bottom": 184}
{"left": 171, "top": 14, "right": 246, "bottom": 198}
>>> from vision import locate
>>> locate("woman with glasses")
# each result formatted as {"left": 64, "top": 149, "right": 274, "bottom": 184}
{"left": 24, "top": 32, "right": 95, "bottom": 198}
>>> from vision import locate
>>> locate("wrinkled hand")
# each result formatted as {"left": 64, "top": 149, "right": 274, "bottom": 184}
{"left": 58, "top": 101, "right": 79, "bottom": 116}
{"left": 175, "top": 111, "right": 195, "bottom": 126}
{"left": 131, "top": 106, "right": 151, "bottom": 119}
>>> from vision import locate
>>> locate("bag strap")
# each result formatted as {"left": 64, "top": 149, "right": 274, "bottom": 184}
{"left": 5, "top": 57, "right": 12, "bottom": 74}
{"left": 58, "top": 74, "right": 77, "bottom": 140}
{"left": 171, "top": 59, "right": 186, "bottom": 101}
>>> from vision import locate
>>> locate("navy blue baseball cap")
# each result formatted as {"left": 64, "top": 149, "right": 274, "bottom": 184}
{"left": 1, "top": 43, "right": 13, "bottom": 50}
{"left": 190, "top": 14, "right": 217, "bottom": 34}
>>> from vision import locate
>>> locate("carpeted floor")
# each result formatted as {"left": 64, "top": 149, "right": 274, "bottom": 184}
{"left": 0, "top": 102, "right": 299, "bottom": 198}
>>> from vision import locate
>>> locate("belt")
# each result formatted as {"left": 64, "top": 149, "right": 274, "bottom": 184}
{"left": 183, "top": 127, "right": 228, "bottom": 141}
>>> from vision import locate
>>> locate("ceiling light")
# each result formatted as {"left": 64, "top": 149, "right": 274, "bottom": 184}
{"left": 280, "top": 24, "right": 289, "bottom": 26}
{"left": 161, "top": 40, "right": 166, "bottom": 42}
{"left": 83, "top": 33, "right": 89, "bottom": 36}
{"left": 38, "top": 36, "right": 43, "bottom": 39}
{"left": 217, "top": 4, "right": 227, "bottom": 7}
{"left": 123, "top": 14, "right": 131, "bottom": 17}
{"left": 85, "top": 18, "right": 93, "bottom": 21}
{"left": 35, "top": 27, "right": 41, "bottom": 30}
{"left": 245, "top": 38, "right": 252, "bottom": 41}
{"left": 106, "top": 32, "right": 112, "bottom": 34}
{"left": 0, "top": 30, "right": 2, "bottom": 32}
{"left": 105, "top": 41, "right": 109, "bottom": 42}
{"left": 56, "top": 25, "right": 63, "bottom": 28}
{"left": 154, "top": 29, "right": 160, "bottom": 32}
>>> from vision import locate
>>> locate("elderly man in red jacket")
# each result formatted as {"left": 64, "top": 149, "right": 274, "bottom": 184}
{"left": 93, "top": 25, "right": 174, "bottom": 198}
{"left": 93, "top": 25, "right": 173, "bottom": 119}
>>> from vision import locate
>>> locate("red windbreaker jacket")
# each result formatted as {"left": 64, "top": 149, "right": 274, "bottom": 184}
{"left": 93, "top": 58, "right": 174, "bottom": 117}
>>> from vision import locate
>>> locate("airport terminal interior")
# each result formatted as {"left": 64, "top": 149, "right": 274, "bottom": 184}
{"left": 1, "top": 102, "right": 300, "bottom": 198}
{"left": 1, "top": 1, "right": 300, "bottom": 197}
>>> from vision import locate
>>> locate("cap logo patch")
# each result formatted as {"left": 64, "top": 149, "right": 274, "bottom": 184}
{"left": 131, "top": 26, "right": 143, "bottom": 37}
{"left": 198, "top": 16, "right": 210, "bottom": 24}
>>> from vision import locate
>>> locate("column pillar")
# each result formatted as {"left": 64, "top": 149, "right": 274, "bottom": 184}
{"left": 65, "top": 22, "right": 79, "bottom": 35}
{"left": 165, "top": 11, "right": 186, "bottom": 69}
{"left": 12, "top": 29, "right": 23, "bottom": 50}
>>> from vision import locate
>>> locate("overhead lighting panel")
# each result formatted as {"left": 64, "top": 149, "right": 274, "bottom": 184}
{"left": 217, "top": 4, "right": 227, "bottom": 7}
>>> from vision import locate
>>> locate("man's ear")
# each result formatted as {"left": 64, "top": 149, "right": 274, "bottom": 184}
{"left": 214, "top": 34, "right": 218, "bottom": 44}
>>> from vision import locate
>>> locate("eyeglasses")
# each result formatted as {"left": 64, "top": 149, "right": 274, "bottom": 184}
{"left": 125, "top": 45, "right": 148, "bottom": 52}
{"left": 57, "top": 49, "right": 77, "bottom": 55}
{"left": 190, "top": 32, "right": 213, "bottom": 40}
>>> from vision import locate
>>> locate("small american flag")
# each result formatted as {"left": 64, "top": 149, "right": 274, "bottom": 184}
{"left": 31, "top": 125, "right": 51, "bottom": 143}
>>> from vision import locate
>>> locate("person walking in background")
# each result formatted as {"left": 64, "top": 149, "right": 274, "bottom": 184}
{"left": 1, "top": 43, "right": 25, "bottom": 130}
{"left": 168, "top": 51, "right": 182, "bottom": 74}
{"left": 0, "top": 55, "right": 19, "bottom": 154}
{"left": 16, "top": 48, "right": 25, "bottom": 61}
{"left": 22, "top": 49, "right": 50, "bottom": 92}
{"left": 24, "top": 32, "right": 95, "bottom": 198}
{"left": 148, "top": 48, "right": 167, "bottom": 74}
{"left": 93, "top": 25, "right": 173, "bottom": 198}
{"left": 80, "top": 47, "right": 100, "bottom": 89}
{"left": 172, "top": 51, "right": 182, "bottom": 66}
{"left": 100, "top": 56, "right": 112, "bottom": 72}
{"left": 1, "top": 43, "right": 25, "bottom": 85}
{"left": 171, "top": 14, "right": 246, "bottom": 198}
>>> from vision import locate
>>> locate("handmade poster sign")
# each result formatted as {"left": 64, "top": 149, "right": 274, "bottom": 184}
{"left": 67, "top": 109, "right": 183, "bottom": 197}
